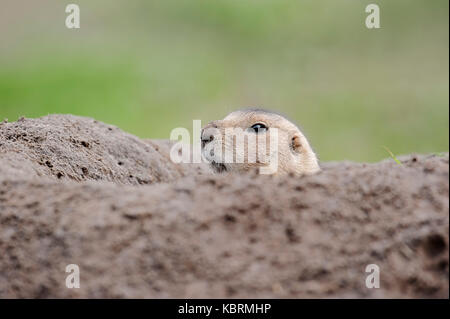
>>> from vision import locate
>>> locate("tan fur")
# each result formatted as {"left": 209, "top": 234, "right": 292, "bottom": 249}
{"left": 201, "top": 109, "right": 320, "bottom": 175}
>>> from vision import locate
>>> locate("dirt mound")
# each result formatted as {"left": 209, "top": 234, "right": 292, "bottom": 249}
{"left": 0, "top": 115, "right": 448, "bottom": 298}
{"left": 0, "top": 115, "right": 206, "bottom": 184}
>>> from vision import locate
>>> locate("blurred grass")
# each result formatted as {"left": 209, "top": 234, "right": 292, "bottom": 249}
{"left": 0, "top": 0, "right": 448, "bottom": 161}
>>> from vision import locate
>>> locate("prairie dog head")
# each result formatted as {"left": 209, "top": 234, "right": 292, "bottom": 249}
{"left": 201, "top": 108, "right": 320, "bottom": 175}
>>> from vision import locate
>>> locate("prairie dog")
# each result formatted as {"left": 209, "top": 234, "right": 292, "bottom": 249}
{"left": 201, "top": 108, "right": 320, "bottom": 175}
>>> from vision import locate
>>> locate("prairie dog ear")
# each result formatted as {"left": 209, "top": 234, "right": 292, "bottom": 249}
{"left": 291, "top": 135, "right": 302, "bottom": 153}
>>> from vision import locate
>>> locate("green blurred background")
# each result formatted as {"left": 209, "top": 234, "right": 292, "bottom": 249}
{"left": 0, "top": 0, "right": 448, "bottom": 161}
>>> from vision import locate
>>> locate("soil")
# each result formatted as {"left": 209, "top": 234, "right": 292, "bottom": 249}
{"left": 0, "top": 114, "right": 448, "bottom": 298}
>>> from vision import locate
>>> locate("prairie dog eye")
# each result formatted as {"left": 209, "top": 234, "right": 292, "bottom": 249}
{"left": 250, "top": 123, "right": 267, "bottom": 133}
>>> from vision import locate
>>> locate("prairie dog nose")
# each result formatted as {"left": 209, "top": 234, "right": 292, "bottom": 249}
{"left": 201, "top": 131, "right": 214, "bottom": 147}
{"left": 201, "top": 122, "right": 218, "bottom": 148}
